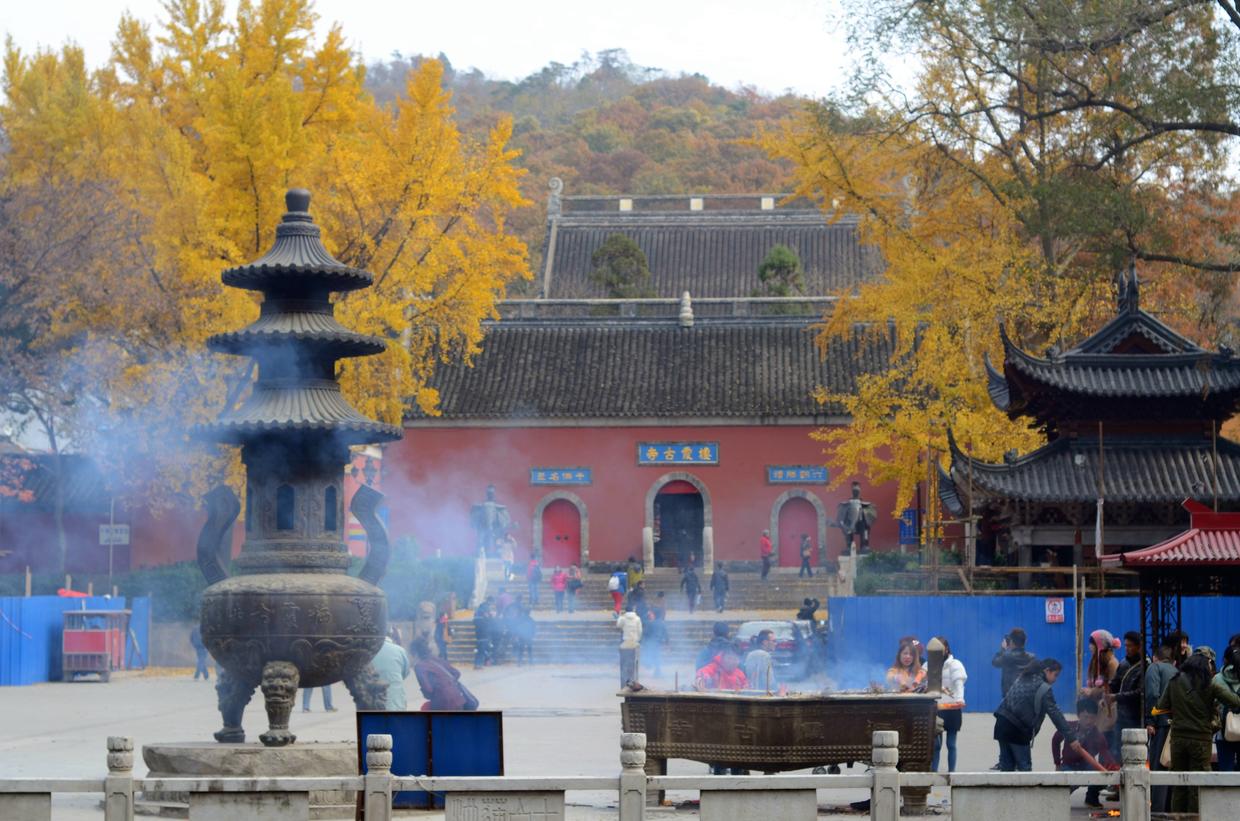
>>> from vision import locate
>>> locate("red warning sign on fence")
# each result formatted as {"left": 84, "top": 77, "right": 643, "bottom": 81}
{"left": 1045, "top": 598, "right": 1065, "bottom": 624}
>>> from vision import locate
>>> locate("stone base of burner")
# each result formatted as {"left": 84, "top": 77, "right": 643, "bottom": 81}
{"left": 138, "top": 741, "right": 356, "bottom": 819}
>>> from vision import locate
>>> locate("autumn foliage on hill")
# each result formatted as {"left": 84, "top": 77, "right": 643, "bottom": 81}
{"left": 0, "top": 0, "right": 530, "bottom": 506}
{"left": 367, "top": 50, "right": 803, "bottom": 274}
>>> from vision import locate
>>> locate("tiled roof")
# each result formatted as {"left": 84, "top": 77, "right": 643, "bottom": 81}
{"left": 415, "top": 317, "right": 895, "bottom": 420}
{"left": 946, "top": 434, "right": 1240, "bottom": 505}
{"left": 1000, "top": 326, "right": 1240, "bottom": 399}
{"left": 1104, "top": 502, "right": 1240, "bottom": 566}
{"left": 545, "top": 211, "right": 881, "bottom": 298}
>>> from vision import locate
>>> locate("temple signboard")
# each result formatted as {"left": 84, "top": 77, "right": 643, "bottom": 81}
{"left": 530, "top": 468, "right": 592, "bottom": 485}
{"left": 766, "top": 465, "right": 828, "bottom": 484}
{"left": 637, "top": 442, "right": 719, "bottom": 465}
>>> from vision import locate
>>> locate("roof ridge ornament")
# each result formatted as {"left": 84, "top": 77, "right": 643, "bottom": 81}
{"left": 1117, "top": 262, "right": 1140, "bottom": 314}
{"left": 678, "top": 290, "right": 694, "bottom": 327}
{"left": 548, "top": 177, "right": 563, "bottom": 218}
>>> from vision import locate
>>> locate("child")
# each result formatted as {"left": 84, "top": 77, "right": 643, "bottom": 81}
{"left": 1052, "top": 698, "right": 1117, "bottom": 808}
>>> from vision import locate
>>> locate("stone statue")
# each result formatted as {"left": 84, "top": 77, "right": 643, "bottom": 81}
{"left": 836, "top": 481, "right": 878, "bottom": 554}
{"left": 470, "top": 484, "right": 511, "bottom": 556}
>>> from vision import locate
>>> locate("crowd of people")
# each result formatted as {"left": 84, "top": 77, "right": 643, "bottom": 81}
{"left": 988, "top": 625, "right": 1240, "bottom": 813}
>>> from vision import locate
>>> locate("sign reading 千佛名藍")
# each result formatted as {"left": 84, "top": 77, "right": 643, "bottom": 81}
{"left": 637, "top": 442, "right": 719, "bottom": 465}
{"left": 530, "top": 468, "right": 592, "bottom": 485}
{"left": 766, "top": 466, "right": 828, "bottom": 484}
{"left": 1045, "top": 598, "right": 1065, "bottom": 624}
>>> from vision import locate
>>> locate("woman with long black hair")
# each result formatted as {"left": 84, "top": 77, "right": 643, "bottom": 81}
{"left": 1155, "top": 647, "right": 1240, "bottom": 813}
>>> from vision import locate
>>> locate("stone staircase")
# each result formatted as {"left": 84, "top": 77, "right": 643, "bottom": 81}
{"left": 442, "top": 616, "right": 746, "bottom": 667}
{"left": 482, "top": 566, "right": 849, "bottom": 613}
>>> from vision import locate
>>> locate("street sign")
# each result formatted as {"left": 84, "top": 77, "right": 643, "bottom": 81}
{"left": 99, "top": 524, "right": 130, "bottom": 546}
{"left": 1045, "top": 597, "right": 1065, "bottom": 624}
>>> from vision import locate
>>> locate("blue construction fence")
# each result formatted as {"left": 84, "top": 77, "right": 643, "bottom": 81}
{"left": 0, "top": 595, "right": 151, "bottom": 686}
{"left": 826, "top": 595, "right": 1240, "bottom": 714}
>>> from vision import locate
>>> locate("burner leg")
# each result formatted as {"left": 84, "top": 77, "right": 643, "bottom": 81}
{"left": 258, "top": 661, "right": 300, "bottom": 747}
{"left": 213, "top": 667, "right": 255, "bottom": 743}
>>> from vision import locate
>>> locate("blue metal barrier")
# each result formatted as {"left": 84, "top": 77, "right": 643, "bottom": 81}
{"left": 0, "top": 595, "right": 150, "bottom": 685}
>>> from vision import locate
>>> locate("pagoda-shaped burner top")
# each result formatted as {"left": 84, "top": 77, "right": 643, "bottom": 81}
{"left": 195, "top": 188, "right": 401, "bottom": 747}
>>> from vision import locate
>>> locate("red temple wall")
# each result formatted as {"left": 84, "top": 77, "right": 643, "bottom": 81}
{"left": 385, "top": 424, "right": 902, "bottom": 566}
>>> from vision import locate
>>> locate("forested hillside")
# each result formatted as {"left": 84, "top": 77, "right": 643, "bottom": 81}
{"left": 366, "top": 50, "right": 807, "bottom": 274}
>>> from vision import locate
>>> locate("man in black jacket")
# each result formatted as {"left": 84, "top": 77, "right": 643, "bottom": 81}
{"left": 992, "top": 627, "right": 1036, "bottom": 696}
{"left": 1110, "top": 631, "right": 1145, "bottom": 754}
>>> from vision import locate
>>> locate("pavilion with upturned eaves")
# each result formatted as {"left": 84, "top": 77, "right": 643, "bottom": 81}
{"left": 940, "top": 270, "right": 1240, "bottom": 570}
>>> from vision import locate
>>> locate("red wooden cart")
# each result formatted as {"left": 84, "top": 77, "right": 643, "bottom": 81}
{"left": 62, "top": 610, "right": 130, "bottom": 682}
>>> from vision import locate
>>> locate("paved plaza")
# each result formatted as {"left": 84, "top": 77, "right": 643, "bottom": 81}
{"left": 1, "top": 662, "right": 1119, "bottom": 819}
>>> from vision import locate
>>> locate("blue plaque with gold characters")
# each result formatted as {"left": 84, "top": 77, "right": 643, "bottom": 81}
{"left": 636, "top": 442, "right": 719, "bottom": 465}
{"left": 530, "top": 468, "right": 592, "bottom": 486}
{"left": 766, "top": 465, "right": 829, "bottom": 484}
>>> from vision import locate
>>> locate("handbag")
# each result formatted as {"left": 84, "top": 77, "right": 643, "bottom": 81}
{"left": 1226, "top": 711, "right": 1240, "bottom": 743}
{"left": 1159, "top": 727, "right": 1172, "bottom": 768}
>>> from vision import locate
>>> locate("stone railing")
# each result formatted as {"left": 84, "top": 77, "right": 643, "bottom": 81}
{"left": 4, "top": 728, "right": 1240, "bottom": 820}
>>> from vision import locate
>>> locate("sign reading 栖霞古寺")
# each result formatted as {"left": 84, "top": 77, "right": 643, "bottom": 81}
{"left": 637, "top": 442, "right": 719, "bottom": 465}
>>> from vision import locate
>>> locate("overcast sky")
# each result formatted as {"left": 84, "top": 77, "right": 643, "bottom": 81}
{"left": 1, "top": 0, "right": 856, "bottom": 98}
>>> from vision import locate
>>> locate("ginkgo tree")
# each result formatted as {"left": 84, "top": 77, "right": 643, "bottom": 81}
{"left": 764, "top": 0, "right": 1240, "bottom": 510}
{"left": 0, "top": 0, "right": 530, "bottom": 511}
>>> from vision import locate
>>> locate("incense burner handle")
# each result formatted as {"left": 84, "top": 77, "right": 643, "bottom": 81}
{"left": 197, "top": 485, "right": 240, "bottom": 584}
{"left": 351, "top": 484, "right": 391, "bottom": 585}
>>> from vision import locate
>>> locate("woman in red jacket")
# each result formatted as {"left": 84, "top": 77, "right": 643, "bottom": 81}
{"left": 410, "top": 639, "right": 466, "bottom": 710}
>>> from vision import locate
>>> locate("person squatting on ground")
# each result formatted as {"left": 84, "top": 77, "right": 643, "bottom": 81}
{"left": 886, "top": 638, "right": 926, "bottom": 693}
{"left": 743, "top": 629, "right": 777, "bottom": 692}
{"left": 410, "top": 638, "right": 468, "bottom": 710}
{"left": 1145, "top": 634, "right": 1178, "bottom": 812}
{"left": 796, "top": 597, "right": 820, "bottom": 621}
{"left": 710, "top": 562, "right": 729, "bottom": 613}
{"left": 993, "top": 658, "right": 1099, "bottom": 773}
{"left": 932, "top": 636, "right": 967, "bottom": 773}
{"left": 372, "top": 629, "right": 411, "bottom": 710}
{"left": 1052, "top": 698, "right": 1118, "bottom": 808}
{"left": 680, "top": 564, "right": 701, "bottom": 613}
{"left": 190, "top": 626, "right": 210, "bottom": 681}
{"left": 992, "top": 627, "right": 1035, "bottom": 696}
{"left": 617, "top": 604, "right": 643, "bottom": 687}
{"left": 1154, "top": 646, "right": 1240, "bottom": 814}
{"left": 550, "top": 566, "right": 568, "bottom": 613}
{"left": 759, "top": 529, "right": 773, "bottom": 581}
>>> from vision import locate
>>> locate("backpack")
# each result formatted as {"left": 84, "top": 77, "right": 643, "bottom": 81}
{"left": 607, "top": 574, "right": 621, "bottom": 592}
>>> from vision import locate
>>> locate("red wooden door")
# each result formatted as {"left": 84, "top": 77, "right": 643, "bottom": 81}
{"left": 777, "top": 497, "right": 818, "bottom": 567}
{"left": 541, "top": 499, "right": 581, "bottom": 569}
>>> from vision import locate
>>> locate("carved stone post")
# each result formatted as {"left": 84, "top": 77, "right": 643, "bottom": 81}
{"left": 364, "top": 734, "right": 393, "bottom": 821}
{"left": 1120, "top": 727, "right": 1151, "bottom": 821}
{"left": 642, "top": 527, "right": 654, "bottom": 570}
{"left": 103, "top": 736, "right": 134, "bottom": 821}
{"left": 619, "top": 732, "right": 647, "bottom": 821}
{"left": 701, "top": 526, "right": 714, "bottom": 570}
{"left": 870, "top": 730, "right": 900, "bottom": 821}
